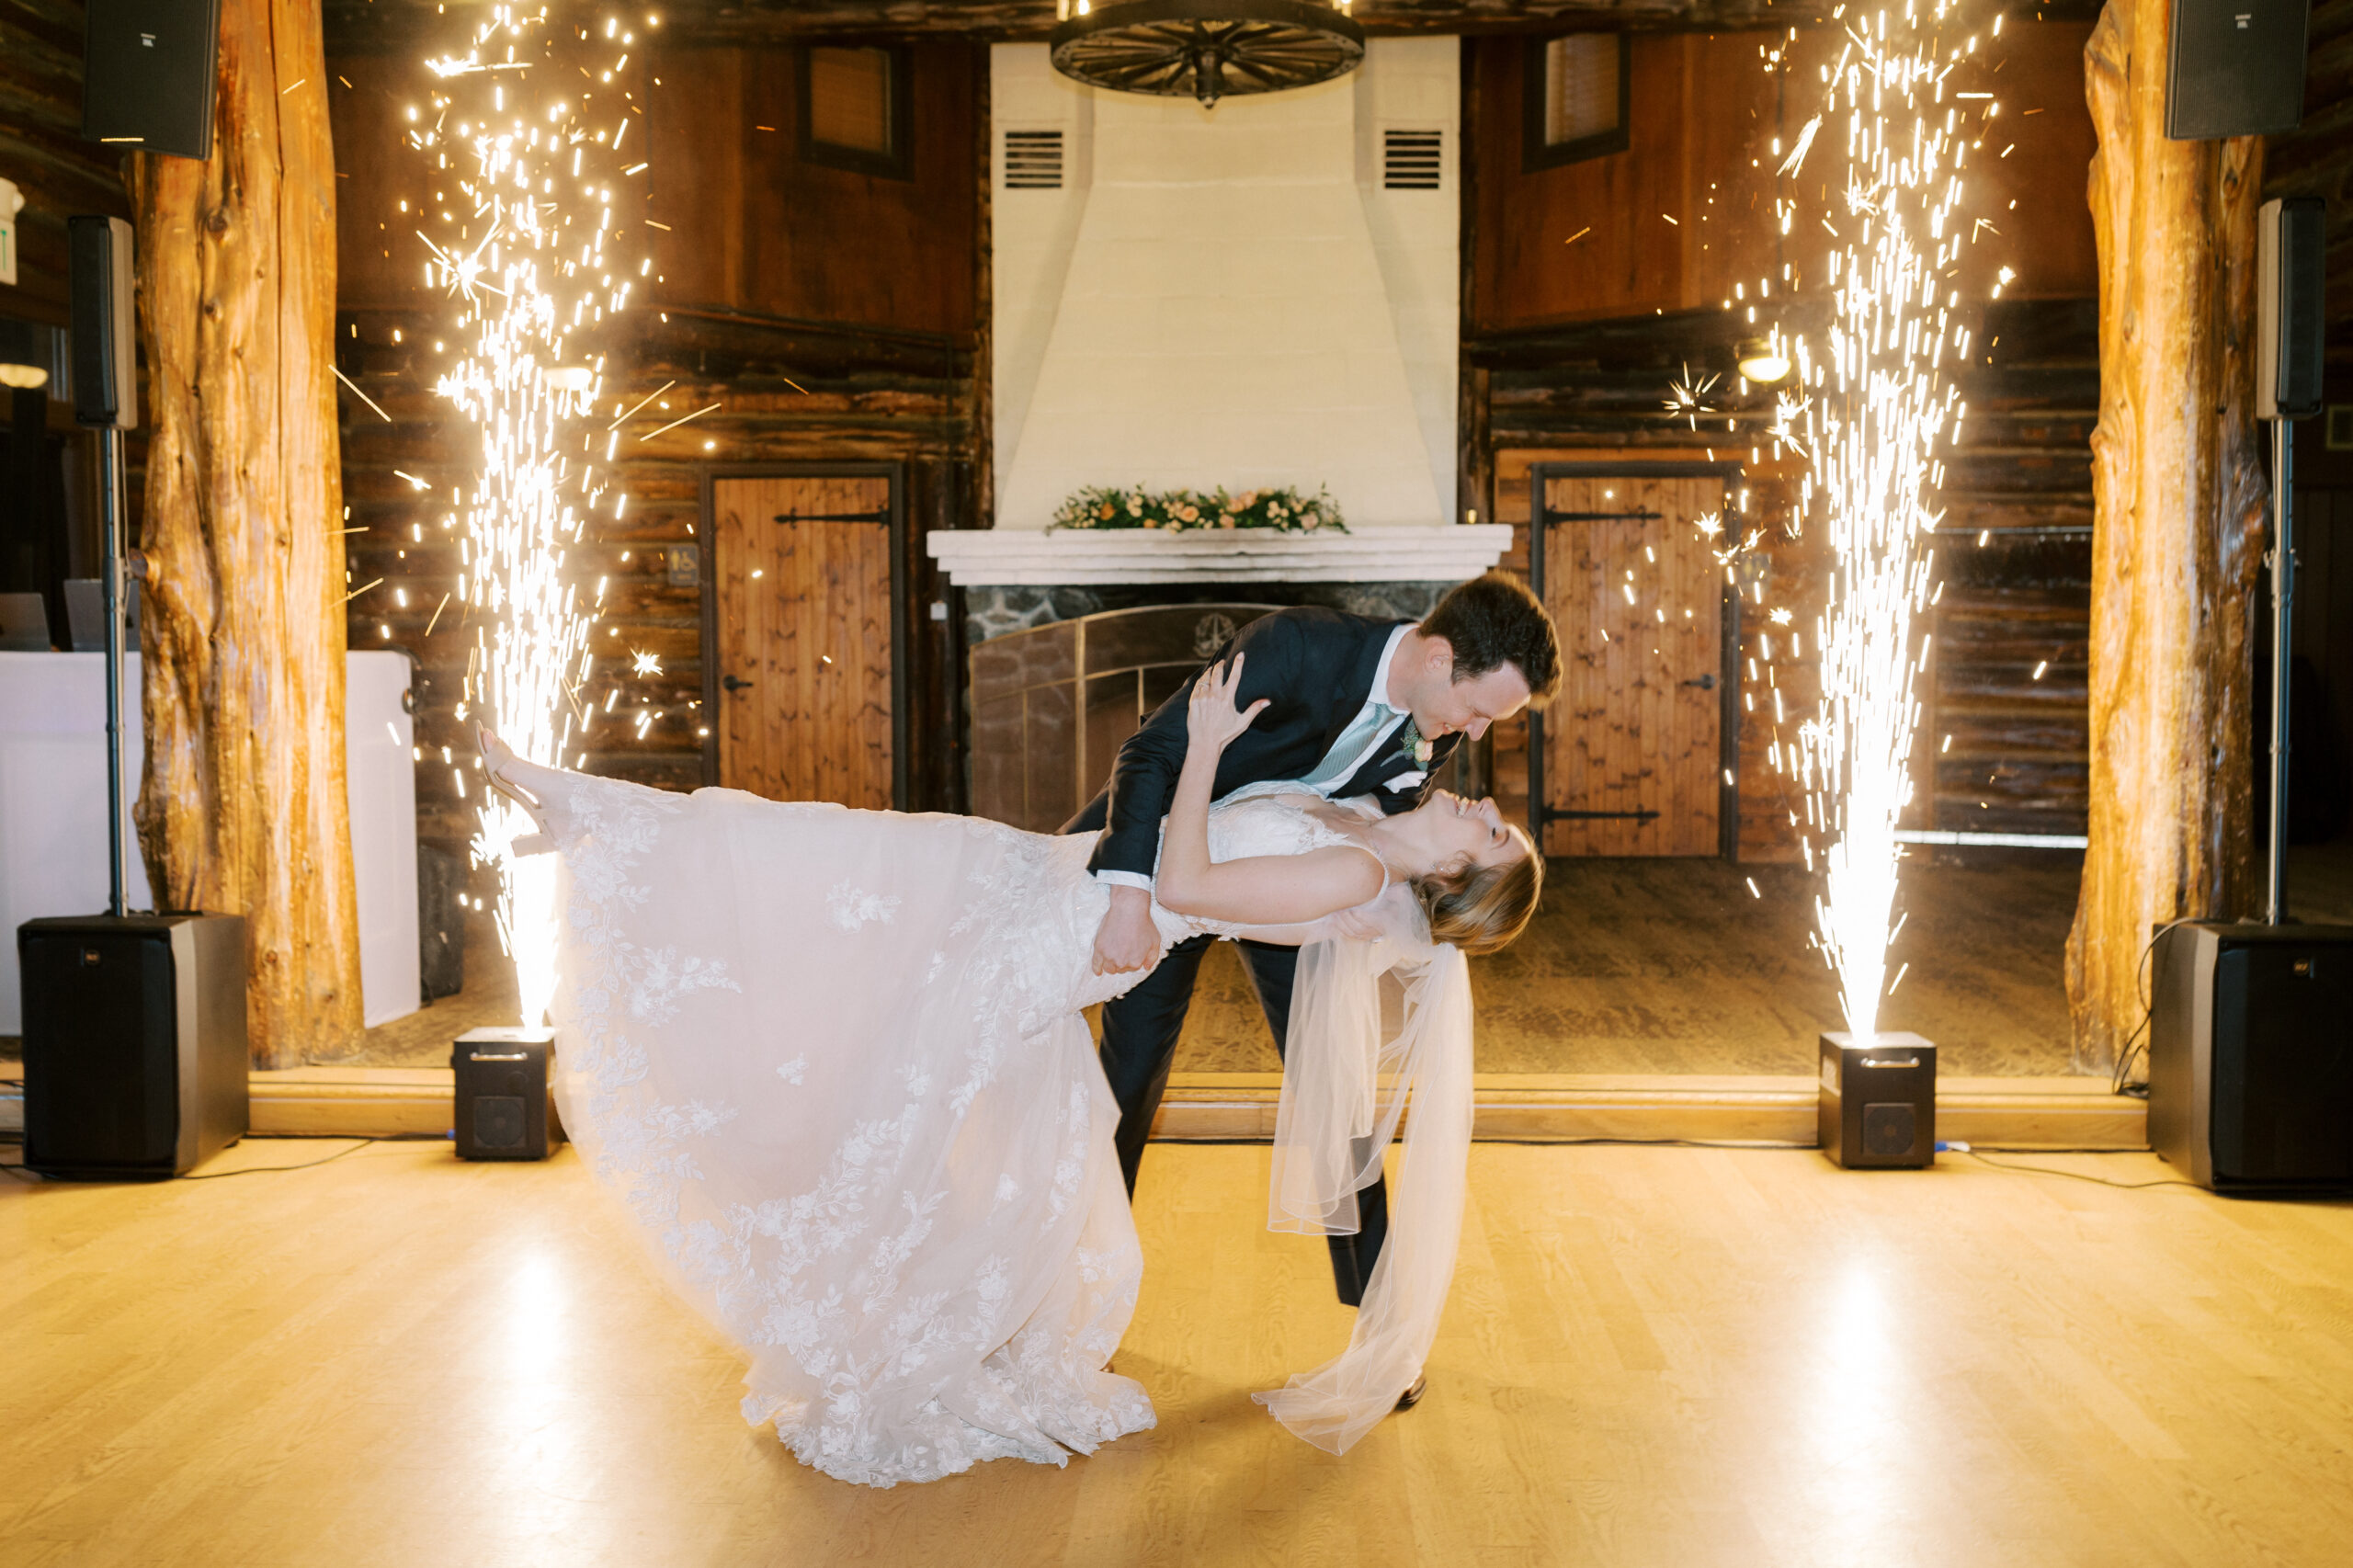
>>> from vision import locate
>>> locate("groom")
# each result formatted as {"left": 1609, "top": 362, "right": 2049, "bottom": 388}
{"left": 1063, "top": 573, "right": 1561, "bottom": 1309}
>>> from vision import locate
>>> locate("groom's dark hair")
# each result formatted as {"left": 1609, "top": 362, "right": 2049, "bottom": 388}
{"left": 1421, "top": 573, "right": 1561, "bottom": 704}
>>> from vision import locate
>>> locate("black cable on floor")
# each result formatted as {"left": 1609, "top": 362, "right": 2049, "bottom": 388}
{"left": 4, "top": 1135, "right": 446, "bottom": 1184}
{"left": 177, "top": 1138, "right": 384, "bottom": 1178}
{"left": 1961, "top": 1148, "right": 2201, "bottom": 1189}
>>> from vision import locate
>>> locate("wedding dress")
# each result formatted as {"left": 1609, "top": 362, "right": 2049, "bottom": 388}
{"left": 499, "top": 758, "right": 1472, "bottom": 1487}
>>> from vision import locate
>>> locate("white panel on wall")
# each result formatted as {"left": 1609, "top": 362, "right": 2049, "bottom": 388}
{"left": 0, "top": 651, "right": 421, "bottom": 1034}
{"left": 989, "top": 39, "right": 1461, "bottom": 531}
{"left": 1353, "top": 36, "right": 1461, "bottom": 528}
{"left": 992, "top": 46, "right": 1094, "bottom": 494}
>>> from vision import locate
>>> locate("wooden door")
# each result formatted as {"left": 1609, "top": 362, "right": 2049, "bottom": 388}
{"left": 1536, "top": 472, "right": 1733, "bottom": 857}
{"left": 711, "top": 475, "right": 895, "bottom": 807}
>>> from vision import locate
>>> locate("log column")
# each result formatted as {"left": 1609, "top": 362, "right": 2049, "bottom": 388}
{"left": 133, "top": 0, "right": 361, "bottom": 1068}
{"left": 2066, "top": 0, "right": 2268, "bottom": 1072}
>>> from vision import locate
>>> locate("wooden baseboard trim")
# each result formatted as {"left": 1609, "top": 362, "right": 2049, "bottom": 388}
{"left": 0, "top": 1067, "right": 2147, "bottom": 1150}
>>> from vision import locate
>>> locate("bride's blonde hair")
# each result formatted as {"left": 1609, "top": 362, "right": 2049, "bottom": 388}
{"left": 1410, "top": 826, "right": 1542, "bottom": 956}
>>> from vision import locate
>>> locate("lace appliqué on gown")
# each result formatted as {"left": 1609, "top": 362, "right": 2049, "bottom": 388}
{"left": 532, "top": 773, "right": 1155, "bottom": 1487}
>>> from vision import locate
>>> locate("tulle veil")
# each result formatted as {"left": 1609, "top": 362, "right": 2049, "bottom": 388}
{"left": 1256, "top": 888, "right": 1474, "bottom": 1455}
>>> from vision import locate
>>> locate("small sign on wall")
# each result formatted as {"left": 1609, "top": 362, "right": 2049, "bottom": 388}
{"left": 0, "top": 177, "right": 20, "bottom": 286}
{"left": 665, "top": 545, "right": 699, "bottom": 586}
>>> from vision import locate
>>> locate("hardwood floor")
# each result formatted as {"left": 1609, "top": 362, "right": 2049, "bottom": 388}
{"left": 331, "top": 855, "right": 2089, "bottom": 1080}
{"left": 6, "top": 1139, "right": 2350, "bottom": 1566}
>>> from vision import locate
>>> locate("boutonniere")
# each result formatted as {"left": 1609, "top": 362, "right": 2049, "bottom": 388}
{"left": 1397, "top": 719, "right": 1434, "bottom": 767}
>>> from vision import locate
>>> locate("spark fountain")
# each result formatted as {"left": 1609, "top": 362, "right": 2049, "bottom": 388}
{"left": 411, "top": 5, "right": 644, "bottom": 1026}
{"left": 1771, "top": 3, "right": 1995, "bottom": 1045}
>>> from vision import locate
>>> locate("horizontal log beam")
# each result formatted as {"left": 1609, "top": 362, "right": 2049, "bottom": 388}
{"left": 322, "top": 0, "right": 1897, "bottom": 50}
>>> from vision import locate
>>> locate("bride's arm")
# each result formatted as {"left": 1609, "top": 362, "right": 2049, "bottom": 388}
{"left": 1158, "top": 656, "right": 1388, "bottom": 926}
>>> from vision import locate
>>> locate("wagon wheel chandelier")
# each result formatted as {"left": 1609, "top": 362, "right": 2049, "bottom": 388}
{"left": 1050, "top": 0, "right": 1366, "bottom": 108}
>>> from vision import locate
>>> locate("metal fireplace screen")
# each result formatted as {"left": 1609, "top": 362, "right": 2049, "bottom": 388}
{"left": 969, "top": 604, "right": 1279, "bottom": 833}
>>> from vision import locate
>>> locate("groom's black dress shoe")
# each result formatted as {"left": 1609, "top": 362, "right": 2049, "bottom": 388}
{"left": 1394, "top": 1374, "right": 1427, "bottom": 1412}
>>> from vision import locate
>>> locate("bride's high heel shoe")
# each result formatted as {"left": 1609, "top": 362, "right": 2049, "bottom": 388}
{"left": 477, "top": 725, "right": 544, "bottom": 812}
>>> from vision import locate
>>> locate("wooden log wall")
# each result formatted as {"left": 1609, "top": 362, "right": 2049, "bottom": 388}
{"left": 2259, "top": 0, "right": 2353, "bottom": 353}
{"left": 1463, "top": 26, "right": 2103, "bottom": 863}
{"left": 325, "top": 37, "right": 986, "bottom": 854}
{"left": 0, "top": 0, "right": 144, "bottom": 547}
{"left": 2068, "top": 0, "right": 2268, "bottom": 1073}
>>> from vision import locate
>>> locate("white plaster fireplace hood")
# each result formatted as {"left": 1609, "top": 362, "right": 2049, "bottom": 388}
{"left": 989, "top": 38, "right": 1461, "bottom": 536}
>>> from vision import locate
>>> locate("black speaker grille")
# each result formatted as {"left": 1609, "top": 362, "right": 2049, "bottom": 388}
{"left": 1861, "top": 1103, "right": 1918, "bottom": 1159}
{"left": 21, "top": 928, "right": 178, "bottom": 1165}
{"left": 2211, "top": 942, "right": 2353, "bottom": 1184}
{"left": 472, "top": 1096, "right": 527, "bottom": 1150}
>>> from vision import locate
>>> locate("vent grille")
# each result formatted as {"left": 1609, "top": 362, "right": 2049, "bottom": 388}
{"left": 1382, "top": 129, "right": 1442, "bottom": 190}
{"left": 1004, "top": 129, "right": 1064, "bottom": 189}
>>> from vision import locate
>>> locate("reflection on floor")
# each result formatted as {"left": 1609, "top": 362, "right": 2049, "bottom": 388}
{"left": 7, "top": 1138, "right": 2350, "bottom": 1564}
{"left": 355, "top": 852, "right": 2092, "bottom": 1076}
{"left": 1174, "top": 851, "right": 2088, "bottom": 1076}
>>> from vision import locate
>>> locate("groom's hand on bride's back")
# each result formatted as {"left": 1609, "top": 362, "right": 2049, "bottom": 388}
{"left": 1093, "top": 883, "right": 1162, "bottom": 974}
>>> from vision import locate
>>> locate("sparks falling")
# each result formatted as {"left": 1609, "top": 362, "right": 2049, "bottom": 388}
{"left": 413, "top": 4, "right": 641, "bottom": 1026}
{"left": 1777, "top": 2, "right": 1985, "bottom": 1040}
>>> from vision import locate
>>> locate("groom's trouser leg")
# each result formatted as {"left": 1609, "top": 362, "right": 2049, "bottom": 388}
{"left": 1236, "top": 938, "right": 1391, "bottom": 1310}
{"left": 1097, "top": 933, "right": 1217, "bottom": 1196}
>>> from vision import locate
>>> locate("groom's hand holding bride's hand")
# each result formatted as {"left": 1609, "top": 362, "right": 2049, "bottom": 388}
{"left": 1093, "top": 887, "right": 1160, "bottom": 975}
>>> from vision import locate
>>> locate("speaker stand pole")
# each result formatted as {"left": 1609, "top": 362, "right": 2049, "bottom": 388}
{"left": 99, "top": 422, "right": 127, "bottom": 920}
{"left": 2265, "top": 415, "right": 2292, "bottom": 926}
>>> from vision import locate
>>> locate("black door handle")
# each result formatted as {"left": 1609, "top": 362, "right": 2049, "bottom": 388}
{"left": 722, "top": 675, "right": 753, "bottom": 692}
{"left": 1682, "top": 672, "right": 1717, "bottom": 690}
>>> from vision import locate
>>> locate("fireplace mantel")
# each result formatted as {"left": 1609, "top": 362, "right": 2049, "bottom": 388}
{"left": 926, "top": 526, "right": 1514, "bottom": 586}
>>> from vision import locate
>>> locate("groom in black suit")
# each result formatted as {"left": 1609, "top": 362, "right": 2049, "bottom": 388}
{"left": 1062, "top": 573, "right": 1562, "bottom": 1308}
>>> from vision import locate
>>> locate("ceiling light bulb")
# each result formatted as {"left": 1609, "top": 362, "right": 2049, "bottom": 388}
{"left": 0, "top": 362, "right": 49, "bottom": 390}
{"left": 1735, "top": 338, "right": 1790, "bottom": 385}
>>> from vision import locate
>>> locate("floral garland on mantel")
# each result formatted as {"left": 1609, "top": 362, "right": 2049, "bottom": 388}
{"left": 1050, "top": 484, "right": 1347, "bottom": 534}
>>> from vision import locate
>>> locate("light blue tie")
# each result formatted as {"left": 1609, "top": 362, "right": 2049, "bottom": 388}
{"left": 1302, "top": 701, "right": 1399, "bottom": 791}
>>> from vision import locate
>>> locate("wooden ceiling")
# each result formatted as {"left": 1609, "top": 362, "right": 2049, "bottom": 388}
{"left": 320, "top": 0, "right": 1844, "bottom": 50}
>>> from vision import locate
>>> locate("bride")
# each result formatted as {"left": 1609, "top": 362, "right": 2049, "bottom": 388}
{"left": 481, "top": 653, "right": 1540, "bottom": 1487}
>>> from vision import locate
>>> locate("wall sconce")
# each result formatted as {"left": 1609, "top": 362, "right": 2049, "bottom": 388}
{"left": 0, "top": 316, "right": 51, "bottom": 391}
{"left": 1735, "top": 335, "right": 1790, "bottom": 386}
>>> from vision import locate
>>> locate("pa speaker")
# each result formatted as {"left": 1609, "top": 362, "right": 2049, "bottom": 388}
{"left": 2149, "top": 922, "right": 2353, "bottom": 1192}
{"left": 19, "top": 914, "right": 249, "bottom": 1180}
{"left": 2257, "top": 197, "right": 2326, "bottom": 421}
{"left": 2165, "top": 0, "right": 2311, "bottom": 140}
{"left": 452, "top": 1027, "right": 560, "bottom": 1161}
{"left": 81, "top": 0, "right": 222, "bottom": 161}
{"left": 68, "top": 216, "right": 136, "bottom": 431}
{"left": 1819, "top": 1032, "right": 1937, "bottom": 1169}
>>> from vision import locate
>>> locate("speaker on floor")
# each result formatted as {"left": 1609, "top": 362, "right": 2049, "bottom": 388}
{"left": 1819, "top": 1032, "right": 1937, "bottom": 1169}
{"left": 67, "top": 215, "right": 136, "bottom": 431}
{"left": 80, "top": 0, "right": 222, "bottom": 161}
{"left": 2165, "top": 0, "right": 2311, "bottom": 140}
{"left": 19, "top": 914, "right": 248, "bottom": 1180}
{"left": 451, "top": 1027, "right": 561, "bottom": 1161}
{"left": 2257, "top": 196, "right": 2327, "bottom": 422}
{"left": 2149, "top": 922, "right": 2353, "bottom": 1193}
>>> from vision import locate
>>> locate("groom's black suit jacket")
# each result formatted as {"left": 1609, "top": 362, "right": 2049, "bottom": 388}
{"left": 1077, "top": 607, "right": 1461, "bottom": 880}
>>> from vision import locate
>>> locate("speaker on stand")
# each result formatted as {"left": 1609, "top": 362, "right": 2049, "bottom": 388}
{"left": 2165, "top": 0, "right": 2312, "bottom": 141}
{"left": 19, "top": 207, "right": 246, "bottom": 1181}
{"left": 2147, "top": 197, "right": 2353, "bottom": 1195}
{"left": 80, "top": 0, "right": 223, "bottom": 160}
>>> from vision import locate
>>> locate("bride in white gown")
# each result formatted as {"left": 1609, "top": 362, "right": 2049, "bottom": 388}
{"left": 482, "top": 655, "right": 1540, "bottom": 1487}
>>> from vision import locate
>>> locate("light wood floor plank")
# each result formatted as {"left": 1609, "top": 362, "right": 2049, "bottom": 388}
{"left": 6, "top": 1141, "right": 2353, "bottom": 1567}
